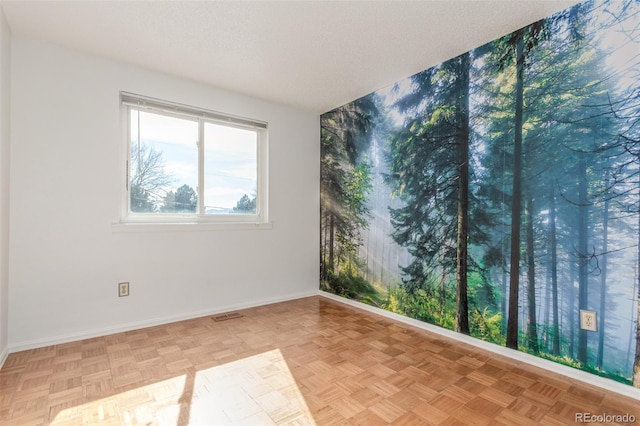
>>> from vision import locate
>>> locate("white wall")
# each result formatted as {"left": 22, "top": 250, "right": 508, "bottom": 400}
{"left": 8, "top": 35, "right": 320, "bottom": 349}
{"left": 0, "top": 7, "right": 11, "bottom": 362}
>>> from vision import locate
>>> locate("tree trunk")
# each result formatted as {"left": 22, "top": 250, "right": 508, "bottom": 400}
{"left": 455, "top": 52, "right": 471, "bottom": 335}
{"left": 526, "top": 195, "right": 538, "bottom": 352}
{"left": 329, "top": 213, "right": 335, "bottom": 277}
{"left": 380, "top": 233, "right": 385, "bottom": 285}
{"left": 597, "top": 170, "right": 609, "bottom": 368}
{"left": 501, "top": 263, "right": 508, "bottom": 335}
{"left": 544, "top": 265, "right": 551, "bottom": 351}
{"left": 577, "top": 159, "right": 589, "bottom": 364}
{"left": 634, "top": 290, "right": 640, "bottom": 387}
{"left": 634, "top": 287, "right": 640, "bottom": 387}
{"left": 634, "top": 195, "right": 640, "bottom": 387}
{"left": 440, "top": 249, "right": 447, "bottom": 307}
{"left": 321, "top": 212, "right": 328, "bottom": 281}
{"left": 507, "top": 31, "right": 525, "bottom": 350}
{"left": 549, "top": 183, "right": 560, "bottom": 355}
{"left": 569, "top": 259, "right": 576, "bottom": 359}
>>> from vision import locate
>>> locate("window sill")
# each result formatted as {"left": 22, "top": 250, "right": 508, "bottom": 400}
{"left": 111, "top": 221, "right": 274, "bottom": 233}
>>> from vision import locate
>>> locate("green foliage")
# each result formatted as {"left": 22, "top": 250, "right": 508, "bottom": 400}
{"left": 384, "top": 284, "right": 504, "bottom": 344}
{"left": 320, "top": 94, "right": 379, "bottom": 281}
{"left": 467, "top": 269, "right": 498, "bottom": 311}
{"left": 345, "top": 162, "right": 373, "bottom": 228}
{"left": 130, "top": 183, "right": 154, "bottom": 212}
{"left": 526, "top": 351, "right": 633, "bottom": 386}
{"left": 469, "top": 308, "right": 504, "bottom": 345}
{"left": 175, "top": 185, "right": 197, "bottom": 212}
{"left": 384, "top": 286, "right": 456, "bottom": 330}
{"left": 321, "top": 0, "right": 640, "bottom": 386}
{"left": 161, "top": 184, "right": 197, "bottom": 213}
{"left": 232, "top": 193, "right": 257, "bottom": 214}
{"left": 321, "top": 270, "right": 382, "bottom": 305}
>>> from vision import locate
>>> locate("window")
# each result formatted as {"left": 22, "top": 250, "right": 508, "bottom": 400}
{"left": 120, "top": 93, "right": 268, "bottom": 226}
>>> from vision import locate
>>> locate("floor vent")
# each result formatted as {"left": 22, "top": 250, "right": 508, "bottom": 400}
{"left": 212, "top": 312, "right": 243, "bottom": 322}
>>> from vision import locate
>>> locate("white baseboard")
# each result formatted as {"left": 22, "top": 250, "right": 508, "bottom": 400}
{"left": 7, "top": 290, "right": 318, "bottom": 353}
{"left": 319, "top": 290, "right": 640, "bottom": 401}
{"left": 0, "top": 346, "right": 8, "bottom": 370}
{"left": 6, "top": 288, "right": 638, "bottom": 401}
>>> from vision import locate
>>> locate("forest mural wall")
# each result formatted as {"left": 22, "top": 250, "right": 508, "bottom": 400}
{"left": 320, "top": 0, "right": 640, "bottom": 387}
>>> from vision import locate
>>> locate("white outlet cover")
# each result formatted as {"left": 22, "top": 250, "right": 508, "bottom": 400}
{"left": 579, "top": 309, "right": 597, "bottom": 332}
{"left": 119, "top": 282, "right": 130, "bottom": 297}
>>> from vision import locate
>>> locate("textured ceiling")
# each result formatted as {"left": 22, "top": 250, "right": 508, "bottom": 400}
{"left": 1, "top": 0, "right": 580, "bottom": 113}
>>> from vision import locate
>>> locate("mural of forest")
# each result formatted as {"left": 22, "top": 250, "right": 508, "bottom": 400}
{"left": 320, "top": 0, "right": 640, "bottom": 387}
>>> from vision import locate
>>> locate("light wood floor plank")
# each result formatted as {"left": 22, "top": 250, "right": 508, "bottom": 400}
{"left": 1, "top": 296, "right": 639, "bottom": 425}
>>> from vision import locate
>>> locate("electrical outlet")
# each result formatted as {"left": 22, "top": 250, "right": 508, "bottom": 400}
{"left": 580, "top": 309, "right": 597, "bottom": 332}
{"left": 118, "top": 282, "right": 130, "bottom": 297}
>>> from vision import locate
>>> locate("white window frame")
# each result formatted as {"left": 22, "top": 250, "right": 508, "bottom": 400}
{"left": 115, "top": 92, "right": 270, "bottom": 231}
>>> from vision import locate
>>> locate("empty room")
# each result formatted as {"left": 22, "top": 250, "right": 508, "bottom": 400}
{"left": 1, "top": 0, "right": 639, "bottom": 425}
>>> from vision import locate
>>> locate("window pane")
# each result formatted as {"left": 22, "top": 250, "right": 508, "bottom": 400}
{"left": 130, "top": 110, "right": 199, "bottom": 214}
{"left": 204, "top": 123, "right": 258, "bottom": 215}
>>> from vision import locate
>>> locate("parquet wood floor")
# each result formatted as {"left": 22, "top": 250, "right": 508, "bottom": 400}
{"left": 1, "top": 296, "right": 639, "bottom": 425}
